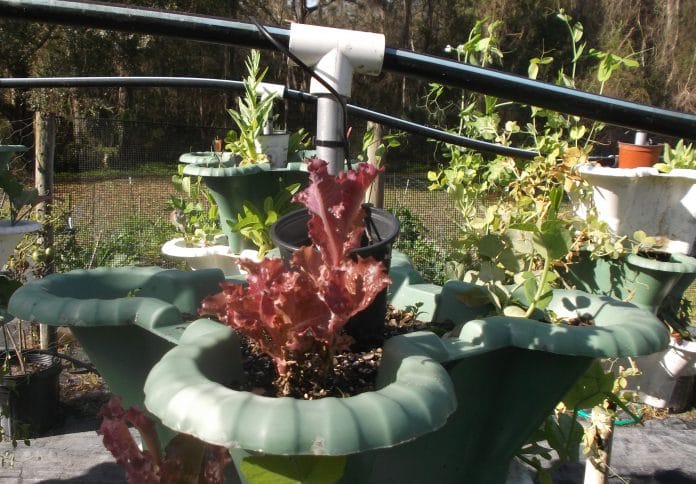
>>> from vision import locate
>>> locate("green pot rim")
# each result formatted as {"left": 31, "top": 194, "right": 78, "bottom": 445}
{"left": 144, "top": 320, "right": 457, "bottom": 455}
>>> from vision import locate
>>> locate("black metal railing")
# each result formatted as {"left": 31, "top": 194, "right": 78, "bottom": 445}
{"left": 0, "top": 0, "right": 694, "bottom": 140}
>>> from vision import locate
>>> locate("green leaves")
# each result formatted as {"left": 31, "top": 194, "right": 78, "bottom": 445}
{"left": 229, "top": 183, "right": 300, "bottom": 256}
{"left": 226, "top": 49, "right": 279, "bottom": 165}
{"left": 656, "top": 139, "right": 696, "bottom": 173}
{"left": 528, "top": 55, "right": 553, "bottom": 80}
{"left": 240, "top": 455, "right": 346, "bottom": 484}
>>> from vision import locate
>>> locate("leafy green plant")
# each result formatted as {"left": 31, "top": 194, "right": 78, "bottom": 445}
{"left": 228, "top": 182, "right": 301, "bottom": 257}
{"left": 168, "top": 164, "right": 220, "bottom": 247}
{"left": 425, "top": 12, "right": 649, "bottom": 478}
{"left": 356, "top": 128, "right": 402, "bottom": 167}
{"left": 520, "top": 360, "right": 641, "bottom": 482}
{"left": 391, "top": 205, "right": 448, "bottom": 285}
{"left": 224, "top": 50, "right": 278, "bottom": 166}
{"left": 287, "top": 128, "right": 313, "bottom": 161}
{"left": 655, "top": 139, "right": 696, "bottom": 173}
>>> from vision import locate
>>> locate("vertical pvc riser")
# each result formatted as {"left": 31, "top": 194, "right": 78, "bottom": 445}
{"left": 289, "top": 23, "right": 385, "bottom": 175}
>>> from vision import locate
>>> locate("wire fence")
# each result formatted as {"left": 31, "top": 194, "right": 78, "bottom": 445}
{"left": 4, "top": 116, "right": 695, "bottom": 315}
{"left": 35, "top": 116, "right": 457, "bottom": 279}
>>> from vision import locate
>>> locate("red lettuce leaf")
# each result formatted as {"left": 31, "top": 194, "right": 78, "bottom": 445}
{"left": 99, "top": 396, "right": 230, "bottom": 484}
{"left": 294, "top": 159, "right": 382, "bottom": 267}
{"left": 199, "top": 159, "right": 391, "bottom": 380}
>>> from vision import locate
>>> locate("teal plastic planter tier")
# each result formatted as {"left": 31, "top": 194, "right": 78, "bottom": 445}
{"left": 561, "top": 250, "right": 696, "bottom": 314}
{"left": 8, "top": 267, "right": 225, "bottom": 409}
{"left": 181, "top": 154, "right": 309, "bottom": 254}
{"left": 8, "top": 253, "right": 668, "bottom": 483}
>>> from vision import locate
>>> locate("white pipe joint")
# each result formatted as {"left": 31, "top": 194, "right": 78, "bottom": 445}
{"left": 289, "top": 23, "right": 385, "bottom": 97}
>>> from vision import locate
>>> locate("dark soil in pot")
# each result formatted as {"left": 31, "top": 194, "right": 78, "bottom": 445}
{"left": 235, "top": 305, "right": 452, "bottom": 399}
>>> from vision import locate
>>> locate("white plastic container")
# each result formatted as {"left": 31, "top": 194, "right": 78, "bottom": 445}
{"left": 577, "top": 164, "right": 696, "bottom": 254}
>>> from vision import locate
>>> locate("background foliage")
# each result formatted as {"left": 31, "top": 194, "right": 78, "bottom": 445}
{"left": 1, "top": 0, "right": 694, "bottom": 153}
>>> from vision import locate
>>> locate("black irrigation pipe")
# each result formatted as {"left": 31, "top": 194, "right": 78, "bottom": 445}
{"left": 0, "top": 76, "right": 538, "bottom": 159}
{"left": 1, "top": 0, "right": 694, "bottom": 140}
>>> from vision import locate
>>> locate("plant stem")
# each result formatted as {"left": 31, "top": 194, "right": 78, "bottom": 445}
{"left": 4, "top": 325, "right": 25, "bottom": 375}
{"left": 525, "top": 252, "right": 551, "bottom": 319}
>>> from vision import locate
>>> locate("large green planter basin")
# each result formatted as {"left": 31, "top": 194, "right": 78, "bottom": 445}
{"left": 8, "top": 266, "right": 225, "bottom": 408}
{"left": 561, "top": 250, "right": 696, "bottom": 314}
{"left": 144, "top": 271, "right": 667, "bottom": 482}
{"left": 7, "top": 254, "right": 668, "bottom": 483}
{"left": 181, "top": 155, "right": 309, "bottom": 254}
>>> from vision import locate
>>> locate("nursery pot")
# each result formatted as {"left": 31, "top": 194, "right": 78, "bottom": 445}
{"left": 255, "top": 132, "right": 291, "bottom": 168}
{"left": 270, "top": 207, "right": 400, "bottom": 348}
{"left": 0, "top": 351, "right": 61, "bottom": 439}
{"left": 560, "top": 250, "right": 696, "bottom": 314}
{"left": 617, "top": 142, "right": 662, "bottom": 168}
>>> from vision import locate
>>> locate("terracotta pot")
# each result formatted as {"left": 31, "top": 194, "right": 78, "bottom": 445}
{"left": 617, "top": 142, "right": 662, "bottom": 168}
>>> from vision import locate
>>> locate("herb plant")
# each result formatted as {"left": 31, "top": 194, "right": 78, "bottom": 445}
{"left": 655, "top": 139, "right": 696, "bottom": 173}
{"left": 224, "top": 49, "right": 278, "bottom": 166}
{"left": 227, "top": 182, "right": 301, "bottom": 257}
{"left": 168, "top": 164, "right": 220, "bottom": 247}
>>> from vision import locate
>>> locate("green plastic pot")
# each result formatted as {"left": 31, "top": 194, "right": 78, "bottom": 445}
{"left": 8, "top": 266, "right": 225, "bottom": 410}
{"left": 561, "top": 250, "right": 696, "bottom": 314}
{"left": 144, "top": 282, "right": 667, "bottom": 483}
{"left": 182, "top": 157, "right": 309, "bottom": 254}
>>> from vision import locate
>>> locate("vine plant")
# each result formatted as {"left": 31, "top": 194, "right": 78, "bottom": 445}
{"left": 424, "top": 12, "right": 645, "bottom": 479}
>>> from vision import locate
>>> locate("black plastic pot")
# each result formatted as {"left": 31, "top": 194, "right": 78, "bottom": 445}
{"left": 270, "top": 207, "right": 400, "bottom": 349}
{"left": 0, "top": 351, "right": 61, "bottom": 439}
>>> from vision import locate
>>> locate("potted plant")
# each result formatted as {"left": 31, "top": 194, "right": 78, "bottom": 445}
{"left": 0, "top": 318, "right": 61, "bottom": 442}
{"left": 161, "top": 164, "right": 245, "bottom": 277}
{"left": 139, "top": 160, "right": 667, "bottom": 483}
{"left": 6, "top": 158, "right": 667, "bottom": 483}
{"left": 0, "top": 143, "right": 58, "bottom": 440}
{"left": 227, "top": 180, "right": 302, "bottom": 258}
{"left": 224, "top": 49, "right": 288, "bottom": 169}
{"left": 181, "top": 50, "right": 312, "bottom": 255}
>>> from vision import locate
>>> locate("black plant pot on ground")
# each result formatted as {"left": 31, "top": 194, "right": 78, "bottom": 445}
{"left": 0, "top": 351, "right": 61, "bottom": 439}
{"left": 270, "top": 206, "right": 400, "bottom": 349}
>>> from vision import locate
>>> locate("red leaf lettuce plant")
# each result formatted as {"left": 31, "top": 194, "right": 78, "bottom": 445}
{"left": 200, "top": 159, "right": 391, "bottom": 396}
{"left": 98, "top": 395, "right": 230, "bottom": 484}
